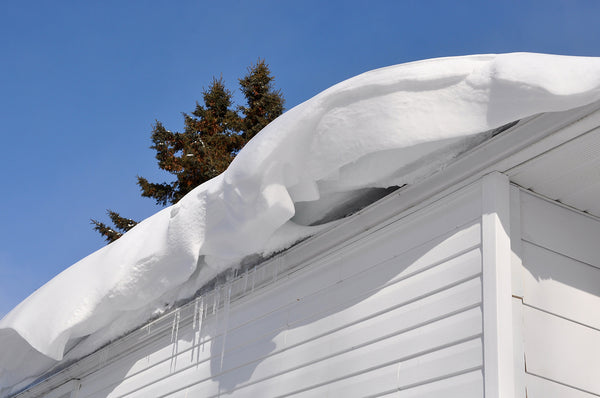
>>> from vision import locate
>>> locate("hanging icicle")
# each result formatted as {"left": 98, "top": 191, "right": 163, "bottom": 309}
{"left": 196, "top": 297, "right": 206, "bottom": 366}
{"left": 251, "top": 267, "right": 257, "bottom": 293}
{"left": 197, "top": 297, "right": 205, "bottom": 331}
{"left": 272, "top": 257, "right": 281, "bottom": 282}
{"left": 170, "top": 309, "right": 181, "bottom": 372}
{"left": 170, "top": 309, "right": 181, "bottom": 343}
{"left": 243, "top": 269, "right": 249, "bottom": 294}
{"left": 212, "top": 287, "right": 220, "bottom": 316}
{"left": 219, "top": 275, "right": 233, "bottom": 371}
{"left": 193, "top": 298, "right": 198, "bottom": 330}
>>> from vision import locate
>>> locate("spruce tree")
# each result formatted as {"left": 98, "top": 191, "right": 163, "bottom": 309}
{"left": 137, "top": 77, "right": 242, "bottom": 206}
{"left": 238, "top": 60, "right": 285, "bottom": 141}
{"left": 92, "top": 60, "right": 284, "bottom": 244}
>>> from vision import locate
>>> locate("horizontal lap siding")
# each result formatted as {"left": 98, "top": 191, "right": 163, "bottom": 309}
{"left": 76, "top": 187, "right": 483, "bottom": 398}
{"left": 525, "top": 374, "right": 600, "bottom": 398}
{"left": 518, "top": 191, "right": 600, "bottom": 397}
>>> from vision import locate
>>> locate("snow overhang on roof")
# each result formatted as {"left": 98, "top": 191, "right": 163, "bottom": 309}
{"left": 2, "top": 52, "right": 600, "bottom": 393}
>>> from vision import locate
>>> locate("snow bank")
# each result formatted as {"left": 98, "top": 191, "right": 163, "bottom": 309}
{"left": 2, "top": 53, "right": 600, "bottom": 389}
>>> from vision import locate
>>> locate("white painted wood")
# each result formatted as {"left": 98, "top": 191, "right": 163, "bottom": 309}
{"left": 560, "top": 177, "right": 600, "bottom": 215}
{"left": 523, "top": 306, "right": 600, "bottom": 395}
{"left": 481, "top": 172, "right": 514, "bottom": 398}
{"left": 510, "top": 298, "right": 526, "bottom": 398}
{"left": 520, "top": 191, "right": 600, "bottom": 269}
{"left": 505, "top": 103, "right": 600, "bottom": 179}
{"left": 294, "top": 365, "right": 483, "bottom": 398}
{"left": 191, "top": 312, "right": 482, "bottom": 398}
{"left": 286, "top": 248, "right": 482, "bottom": 326}
{"left": 396, "top": 338, "right": 483, "bottom": 391}
{"left": 521, "top": 241, "right": 600, "bottom": 329}
{"left": 509, "top": 185, "right": 523, "bottom": 298}
{"left": 389, "top": 370, "right": 484, "bottom": 398}
{"left": 510, "top": 127, "right": 600, "bottom": 189}
{"left": 525, "top": 374, "right": 600, "bottom": 398}
{"left": 517, "top": 189, "right": 600, "bottom": 397}
{"left": 510, "top": 126, "right": 600, "bottom": 217}
{"left": 298, "top": 362, "right": 401, "bottom": 398}
{"left": 509, "top": 185, "right": 527, "bottom": 398}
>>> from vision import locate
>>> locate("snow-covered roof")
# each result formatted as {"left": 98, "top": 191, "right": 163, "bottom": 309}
{"left": 2, "top": 53, "right": 600, "bottom": 391}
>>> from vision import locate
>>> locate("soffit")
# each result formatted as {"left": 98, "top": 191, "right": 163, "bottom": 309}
{"left": 507, "top": 124, "right": 600, "bottom": 218}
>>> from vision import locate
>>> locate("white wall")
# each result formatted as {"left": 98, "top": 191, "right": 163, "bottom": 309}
{"left": 67, "top": 183, "right": 485, "bottom": 398}
{"left": 512, "top": 190, "right": 600, "bottom": 397}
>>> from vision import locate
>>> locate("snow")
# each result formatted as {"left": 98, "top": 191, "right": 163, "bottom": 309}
{"left": 2, "top": 52, "right": 600, "bottom": 391}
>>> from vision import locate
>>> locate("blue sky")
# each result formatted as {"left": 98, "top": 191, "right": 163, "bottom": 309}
{"left": 1, "top": 0, "right": 599, "bottom": 318}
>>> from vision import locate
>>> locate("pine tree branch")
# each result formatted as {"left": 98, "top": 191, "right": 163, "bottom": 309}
{"left": 90, "top": 219, "right": 122, "bottom": 243}
{"left": 137, "top": 177, "right": 176, "bottom": 206}
{"left": 107, "top": 210, "right": 138, "bottom": 233}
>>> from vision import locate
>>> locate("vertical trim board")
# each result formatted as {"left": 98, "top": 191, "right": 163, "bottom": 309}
{"left": 481, "top": 172, "right": 514, "bottom": 398}
{"left": 509, "top": 185, "right": 526, "bottom": 398}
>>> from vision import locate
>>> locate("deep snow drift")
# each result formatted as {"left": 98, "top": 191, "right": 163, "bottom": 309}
{"left": 2, "top": 53, "right": 600, "bottom": 390}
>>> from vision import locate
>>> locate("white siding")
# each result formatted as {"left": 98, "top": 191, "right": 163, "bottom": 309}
{"left": 515, "top": 190, "right": 600, "bottom": 397}
{"left": 68, "top": 184, "right": 484, "bottom": 398}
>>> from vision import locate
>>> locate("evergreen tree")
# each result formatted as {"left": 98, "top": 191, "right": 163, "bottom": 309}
{"left": 238, "top": 60, "right": 285, "bottom": 141}
{"left": 137, "top": 77, "right": 242, "bottom": 206}
{"left": 92, "top": 60, "right": 284, "bottom": 244}
{"left": 91, "top": 210, "right": 138, "bottom": 243}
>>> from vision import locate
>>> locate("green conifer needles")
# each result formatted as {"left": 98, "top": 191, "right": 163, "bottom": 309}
{"left": 92, "top": 60, "right": 284, "bottom": 243}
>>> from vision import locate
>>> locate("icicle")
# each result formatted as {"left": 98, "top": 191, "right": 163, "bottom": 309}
{"left": 196, "top": 298, "right": 205, "bottom": 366}
{"left": 243, "top": 270, "right": 249, "bottom": 293}
{"left": 192, "top": 298, "right": 199, "bottom": 330}
{"left": 219, "top": 278, "right": 233, "bottom": 371}
{"left": 272, "top": 257, "right": 281, "bottom": 282}
{"left": 170, "top": 310, "right": 180, "bottom": 343}
{"left": 257, "top": 267, "right": 263, "bottom": 288}
{"left": 174, "top": 311, "right": 180, "bottom": 342}
{"left": 170, "top": 310, "right": 181, "bottom": 372}
{"left": 197, "top": 297, "right": 205, "bottom": 331}
{"left": 213, "top": 288, "right": 220, "bottom": 315}
{"left": 170, "top": 314, "right": 176, "bottom": 342}
{"left": 251, "top": 267, "right": 257, "bottom": 293}
{"left": 145, "top": 324, "right": 152, "bottom": 363}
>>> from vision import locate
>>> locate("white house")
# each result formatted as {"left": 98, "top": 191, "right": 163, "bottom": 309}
{"left": 2, "top": 54, "right": 600, "bottom": 398}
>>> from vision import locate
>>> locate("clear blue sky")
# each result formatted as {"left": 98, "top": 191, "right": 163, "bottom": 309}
{"left": 1, "top": 0, "right": 599, "bottom": 318}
